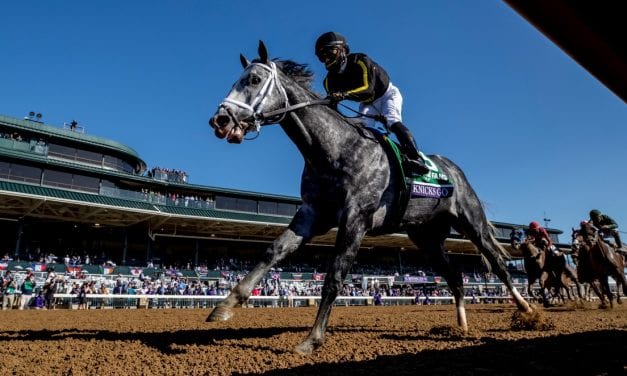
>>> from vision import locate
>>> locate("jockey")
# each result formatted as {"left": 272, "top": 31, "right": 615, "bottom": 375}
{"left": 314, "top": 31, "right": 429, "bottom": 175}
{"left": 526, "top": 221, "right": 556, "bottom": 254}
{"left": 589, "top": 209, "right": 623, "bottom": 249}
{"left": 529, "top": 221, "right": 579, "bottom": 282}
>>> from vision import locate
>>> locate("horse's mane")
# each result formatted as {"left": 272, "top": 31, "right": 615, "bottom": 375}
{"left": 273, "top": 59, "right": 315, "bottom": 88}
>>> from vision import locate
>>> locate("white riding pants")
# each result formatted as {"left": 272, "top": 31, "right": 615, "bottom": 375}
{"left": 358, "top": 82, "right": 403, "bottom": 129}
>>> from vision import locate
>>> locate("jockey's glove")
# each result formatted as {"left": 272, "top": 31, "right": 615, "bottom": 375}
{"left": 327, "top": 92, "right": 346, "bottom": 102}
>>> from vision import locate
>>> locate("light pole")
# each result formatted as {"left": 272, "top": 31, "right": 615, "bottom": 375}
{"left": 543, "top": 211, "right": 551, "bottom": 228}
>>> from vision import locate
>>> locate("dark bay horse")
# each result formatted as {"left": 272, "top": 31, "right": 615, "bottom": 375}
{"left": 207, "top": 41, "right": 533, "bottom": 354}
{"left": 511, "top": 237, "right": 582, "bottom": 307}
{"left": 571, "top": 222, "right": 627, "bottom": 308}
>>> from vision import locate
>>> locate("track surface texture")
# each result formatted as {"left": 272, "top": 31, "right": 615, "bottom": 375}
{"left": 0, "top": 303, "right": 625, "bottom": 375}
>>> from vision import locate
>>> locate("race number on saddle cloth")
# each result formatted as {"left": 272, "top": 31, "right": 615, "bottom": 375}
{"left": 373, "top": 129, "right": 454, "bottom": 199}
{"left": 409, "top": 152, "right": 453, "bottom": 198}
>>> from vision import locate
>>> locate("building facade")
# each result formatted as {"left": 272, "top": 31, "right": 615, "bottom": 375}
{"left": 0, "top": 113, "right": 562, "bottom": 271}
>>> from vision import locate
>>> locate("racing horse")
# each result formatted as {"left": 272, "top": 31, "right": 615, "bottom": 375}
{"left": 207, "top": 41, "right": 533, "bottom": 354}
{"left": 511, "top": 237, "right": 582, "bottom": 307}
{"left": 571, "top": 222, "right": 627, "bottom": 308}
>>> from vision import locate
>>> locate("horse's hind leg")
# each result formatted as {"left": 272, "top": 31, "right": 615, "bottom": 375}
{"left": 456, "top": 215, "right": 532, "bottom": 313}
{"left": 611, "top": 267, "right": 627, "bottom": 304}
{"left": 408, "top": 224, "right": 469, "bottom": 331}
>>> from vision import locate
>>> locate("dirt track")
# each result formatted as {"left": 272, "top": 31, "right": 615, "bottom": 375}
{"left": 0, "top": 303, "right": 625, "bottom": 376}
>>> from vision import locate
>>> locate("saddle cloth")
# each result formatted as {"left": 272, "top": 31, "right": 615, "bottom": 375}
{"left": 372, "top": 130, "right": 453, "bottom": 199}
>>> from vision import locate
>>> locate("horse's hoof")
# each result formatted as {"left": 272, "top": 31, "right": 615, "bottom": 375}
{"left": 206, "top": 306, "right": 234, "bottom": 322}
{"left": 294, "top": 338, "right": 322, "bottom": 355}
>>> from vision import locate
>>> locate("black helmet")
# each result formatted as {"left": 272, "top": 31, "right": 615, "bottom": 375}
{"left": 589, "top": 209, "right": 601, "bottom": 218}
{"left": 315, "top": 31, "right": 350, "bottom": 57}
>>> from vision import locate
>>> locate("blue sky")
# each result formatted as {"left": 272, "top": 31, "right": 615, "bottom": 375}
{"left": 1, "top": 1, "right": 625, "bottom": 243}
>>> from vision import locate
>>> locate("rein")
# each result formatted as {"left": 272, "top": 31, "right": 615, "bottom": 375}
{"left": 257, "top": 98, "right": 331, "bottom": 122}
{"left": 219, "top": 60, "right": 388, "bottom": 140}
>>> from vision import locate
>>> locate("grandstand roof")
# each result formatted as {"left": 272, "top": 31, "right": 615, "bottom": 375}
{"left": 0, "top": 115, "right": 147, "bottom": 167}
{"left": 0, "top": 179, "right": 551, "bottom": 257}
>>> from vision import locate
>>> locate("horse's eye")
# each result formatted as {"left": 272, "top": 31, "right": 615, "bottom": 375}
{"left": 250, "top": 75, "right": 261, "bottom": 85}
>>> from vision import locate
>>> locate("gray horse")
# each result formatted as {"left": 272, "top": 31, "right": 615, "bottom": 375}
{"left": 208, "top": 41, "right": 533, "bottom": 354}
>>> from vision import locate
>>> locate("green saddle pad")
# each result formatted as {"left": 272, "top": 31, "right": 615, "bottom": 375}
{"left": 380, "top": 132, "right": 454, "bottom": 199}
{"left": 408, "top": 152, "right": 454, "bottom": 198}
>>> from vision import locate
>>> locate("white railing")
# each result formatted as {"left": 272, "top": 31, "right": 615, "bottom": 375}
{"left": 45, "top": 294, "right": 523, "bottom": 310}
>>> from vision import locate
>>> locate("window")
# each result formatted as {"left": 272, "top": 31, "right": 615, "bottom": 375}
{"left": 48, "top": 143, "right": 76, "bottom": 159}
{"left": 0, "top": 160, "right": 9, "bottom": 179}
{"left": 10, "top": 164, "right": 41, "bottom": 183}
{"left": 76, "top": 149, "right": 103, "bottom": 166}
{"left": 277, "top": 202, "right": 297, "bottom": 216}
{"left": 43, "top": 169, "right": 73, "bottom": 189}
{"left": 215, "top": 196, "right": 257, "bottom": 213}
{"left": 103, "top": 155, "right": 135, "bottom": 173}
{"left": 258, "top": 201, "right": 278, "bottom": 215}
{"left": 72, "top": 174, "right": 100, "bottom": 193}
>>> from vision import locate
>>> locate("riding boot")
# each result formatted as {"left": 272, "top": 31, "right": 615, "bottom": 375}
{"left": 389, "top": 122, "right": 429, "bottom": 175}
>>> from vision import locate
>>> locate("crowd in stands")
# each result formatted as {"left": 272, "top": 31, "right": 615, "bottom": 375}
{"left": 1, "top": 131, "right": 24, "bottom": 141}
{"left": 0, "top": 250, "right": 526, "bottom": 310}
{"left": 0, "top": 131, "right": 47, "bottom": 154}
{"left": 147, "top": 167, "right": 189, "bottom": 184}
{"left": 139, "top": 188, "right": 214, "bottom": 209}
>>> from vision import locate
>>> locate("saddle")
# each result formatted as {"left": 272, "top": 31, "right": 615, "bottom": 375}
{"left": 362, "top": 127, "right": 453, "bottom": 199}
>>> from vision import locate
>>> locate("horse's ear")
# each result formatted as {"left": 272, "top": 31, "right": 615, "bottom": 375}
{"left": 258, "top": 40, "right": 268, "bottom": 63}
{"left": 240, "top": 54, "right": 250, "bottom": 69}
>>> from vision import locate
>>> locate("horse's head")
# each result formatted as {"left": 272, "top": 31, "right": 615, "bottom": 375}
{"left": 519, "top": 237, "right": 541, "bottom": 259}
{"left": 209, "top": 41, "right": 288, "bottom": 143}
{"left": 571, "top": 221, "right": 599, "bottom": 259}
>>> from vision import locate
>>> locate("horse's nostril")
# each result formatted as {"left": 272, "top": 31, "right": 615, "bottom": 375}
{"left": 215, "top": 115, "right": 231, "bottom": 128}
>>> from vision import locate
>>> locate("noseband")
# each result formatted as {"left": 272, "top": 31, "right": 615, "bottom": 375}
{"left": 219, "top": 61, "right": 289, "bottom": 134}
{"left": 217, "top": 61, "right": 331, "bottom": 138}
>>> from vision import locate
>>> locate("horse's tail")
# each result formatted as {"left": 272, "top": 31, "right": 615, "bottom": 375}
{"left": 479, "top": 222, "right": 512, "bottom": 273}
{"left": 490, "top": 221, "right": 512, "bottom": 258}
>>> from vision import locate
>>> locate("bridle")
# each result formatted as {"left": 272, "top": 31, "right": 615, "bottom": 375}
{"left": 572, "top": 226, "right": 599, "bottom": 254}
{"left": 219, "top": 61, "right": 288, "bottom": 134}
{"left": 217, "top": 61, "right": 330, "bottom": 138}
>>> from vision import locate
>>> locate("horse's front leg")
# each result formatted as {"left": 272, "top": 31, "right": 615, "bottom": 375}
{"left": 600, "top": 276, "right": 614, "bottom": 308}
{"left": 294, "top": 210, "right": 367, "bottom": 355}
{"left": 538, "top": 271, "right": 551, "bottom": 308}
{"left": 589, "top": 280, "right": 608, "bottom": 308}
{"left": 206, "top": 228, "right": 307, "bottom": 322}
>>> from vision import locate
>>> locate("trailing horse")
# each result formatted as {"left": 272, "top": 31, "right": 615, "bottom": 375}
{"left": 571, "top": 222, "right": 627, "bottom": 308}
{"left": 207, "top": 41, "right": 533, "bottom": 354}
{"left": 510, "top": 237, "right": 583, "bottom": 307}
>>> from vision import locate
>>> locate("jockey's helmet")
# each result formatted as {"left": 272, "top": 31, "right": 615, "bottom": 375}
{"left": 315, "top": 31, "right": 349, "bottom": 72}
{"left": 589, "top": 209, "right": 601, "bottom": 218}
{"left": 529, "top": 221, "right": 540, "bottom": 230}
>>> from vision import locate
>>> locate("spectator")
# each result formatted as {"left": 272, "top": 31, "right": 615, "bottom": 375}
{"left": 373, "top": 289, "right": 382, "bottom": 306}
{"left": 77, "top": 284, "right": 88, "bottom": 310}
{"left": 19, "top": 273, "right": 36, "bottom": 310}
{"left": 2, "top": 273, "right": 16, "bottom": 309}
{"left": 32, "top": 291, "right": 46, "bottom": 309}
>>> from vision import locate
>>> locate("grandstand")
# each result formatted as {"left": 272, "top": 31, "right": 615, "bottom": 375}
{"left": 0, "top": 112, "right": 575, "bottom": 310}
